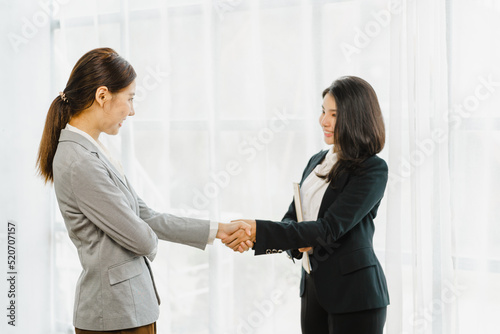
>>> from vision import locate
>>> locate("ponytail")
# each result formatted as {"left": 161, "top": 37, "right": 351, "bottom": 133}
{"left": 36, "top": 47, "right": 136, "bottom": 184}
{"left": 36, "top": 95, "right": 72, "bottom": 183}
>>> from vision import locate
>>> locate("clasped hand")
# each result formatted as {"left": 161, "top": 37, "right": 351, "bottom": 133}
{"left": 216, "top": 219, "right": 256, "bottom": 253}
{"left": 217, "top": 220, "right": 311, "bottom": 254}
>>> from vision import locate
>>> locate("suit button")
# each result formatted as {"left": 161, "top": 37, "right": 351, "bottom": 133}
{"left": 278, "top": 250, "right": 283, "bottom": 253}
{"left": 266, "top": 249, "right": 272, "bottom": 254}
{"left": 272, "top": 249, "right": 278, "bottom": 253}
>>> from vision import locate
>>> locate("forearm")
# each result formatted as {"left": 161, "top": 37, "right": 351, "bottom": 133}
{"left": 253, "top": 219, "right": 320, "bottom": 255}
{"left": 145, "top": 213, "right": 211, "bottom": 250}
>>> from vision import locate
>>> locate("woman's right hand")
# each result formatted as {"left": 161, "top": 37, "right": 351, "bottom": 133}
{"left": 222, "top": 219, "right": 257, "bottom": 251}
{"left": 298, "top": 247, "right": 312, "bottom": 253}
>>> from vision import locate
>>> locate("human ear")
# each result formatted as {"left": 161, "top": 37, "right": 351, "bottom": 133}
{"left": 95, "top": 86, "right": 110, "bottom": 108}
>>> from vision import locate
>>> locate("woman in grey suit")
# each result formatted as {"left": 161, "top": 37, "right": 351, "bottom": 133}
{"left": 36, "top": 48, "right": 251, "bottom": 334}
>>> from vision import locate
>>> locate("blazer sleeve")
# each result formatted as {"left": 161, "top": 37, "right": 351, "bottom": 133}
{"left": 136, "top": 196, "right": 210, "bottom": 251}
{"left": 253, "top": 156, "right": 388, "bottom": 255}
{"left": 70, "top": 158, "right": 158, "bottom": 257}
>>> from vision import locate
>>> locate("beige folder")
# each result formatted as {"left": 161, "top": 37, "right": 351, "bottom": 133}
{"left": 293, "top": 182, "right": 311, "bottom": 273}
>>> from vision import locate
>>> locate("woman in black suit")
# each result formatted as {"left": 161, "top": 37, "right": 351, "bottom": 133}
{"left": 226, "top": 76, "right": 389, "bottom": 334}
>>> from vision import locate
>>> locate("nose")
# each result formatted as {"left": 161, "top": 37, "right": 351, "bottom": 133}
{"left": 321, "top": 113, "right": 331, "bottom": 127}
{"left": 129, "top": 107, "right": 135, "bottom": 117}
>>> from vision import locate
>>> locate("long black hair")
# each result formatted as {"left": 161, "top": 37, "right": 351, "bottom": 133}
{"left": 320, "top": 76, "right": 385, "bottom": 182}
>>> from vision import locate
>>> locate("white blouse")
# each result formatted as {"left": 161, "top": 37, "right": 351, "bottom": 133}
{"left": 300, "top": 148, "right": 338, "bottom": 221}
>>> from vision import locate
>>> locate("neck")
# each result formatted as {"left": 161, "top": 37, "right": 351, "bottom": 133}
{"left": 68, "top": 110, "right": 101, "bottom": 141}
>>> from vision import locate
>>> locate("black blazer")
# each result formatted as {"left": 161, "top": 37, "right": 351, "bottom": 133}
{"left": 254, "top": 150, "right": 390, "bottom": 314}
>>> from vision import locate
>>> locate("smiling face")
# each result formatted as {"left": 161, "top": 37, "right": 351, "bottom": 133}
{"left": 99, "top": 80, "right": 136, "bottom": 136}
{"left": 320, "top": 92, "right": 337, "bottom": 145}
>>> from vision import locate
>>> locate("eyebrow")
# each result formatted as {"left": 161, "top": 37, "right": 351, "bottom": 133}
{"left": 322, "top": 105, "right": 337, "bottom": 111}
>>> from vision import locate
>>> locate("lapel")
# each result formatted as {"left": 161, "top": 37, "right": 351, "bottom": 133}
{"left": 299, "top": 150, "right": 328, "bottom": 187}
{"left": 300, "top": 150, "right": 350, "bottom": 219}
{"left": 317, "top": 172, "right": 349, "bottom": 218}
{"left": 59, "top": 129, "right": 130, "bottom": 191}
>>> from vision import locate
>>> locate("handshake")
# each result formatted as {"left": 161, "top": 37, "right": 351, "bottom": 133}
{"left": 216, "top": 220, "right": 257, "bottom": 253}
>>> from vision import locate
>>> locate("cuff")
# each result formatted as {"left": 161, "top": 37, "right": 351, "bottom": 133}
{"left": 207, "top": 220, "right": 219, "bottom": 245}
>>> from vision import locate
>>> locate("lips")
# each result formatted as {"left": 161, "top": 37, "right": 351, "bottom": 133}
{"left": 323, "top": 131, "right": 333, "bottom": 137}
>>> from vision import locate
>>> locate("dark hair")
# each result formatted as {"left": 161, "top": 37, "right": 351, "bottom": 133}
{"left": 36, "top": 47, "right": 137, "bottom": 183}
{"left": 319, "top": 76, "right": 385, "bottom": 182}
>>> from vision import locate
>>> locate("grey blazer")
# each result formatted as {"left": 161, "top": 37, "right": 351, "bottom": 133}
{"left": 53, "top": 129, "right": 210, "bottom": 331}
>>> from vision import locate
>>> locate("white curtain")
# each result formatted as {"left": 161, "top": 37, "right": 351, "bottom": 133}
{"left": 2, "top": 0, "right": 500, "bottom": 333}
{"left": 385, "top": 0, "right": 456, "bottom": 333}
{"left": 447, "top": 0, "right": 500, "bottom": 333}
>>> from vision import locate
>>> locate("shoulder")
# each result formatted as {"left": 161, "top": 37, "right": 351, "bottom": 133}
{"left": 362, "top": 155, "right": 388, "bottom": 171}
{"left": 353, "top": 155, "right": 388, "bottom": 183}
{"left": 54, "top": 140, "right": 98, "bottom": 166}
{"left": 54, "top": 140, "right": 109, "bottom": 181}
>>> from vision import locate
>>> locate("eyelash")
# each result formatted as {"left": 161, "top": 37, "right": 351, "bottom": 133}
{"left": 321, "top": 110, "right": 336, "bottom": 117}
